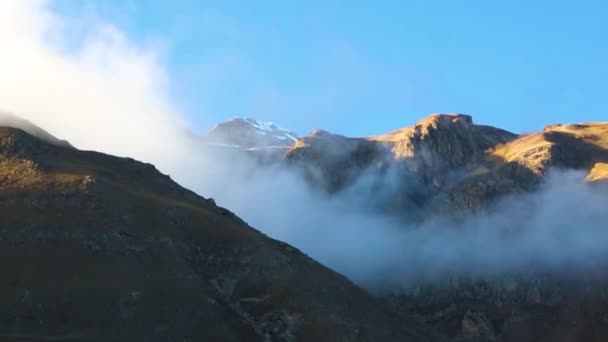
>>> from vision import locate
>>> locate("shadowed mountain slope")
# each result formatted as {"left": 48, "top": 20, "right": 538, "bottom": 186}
{"left": 0, "top": 126, "right": 431, "bottom": 341}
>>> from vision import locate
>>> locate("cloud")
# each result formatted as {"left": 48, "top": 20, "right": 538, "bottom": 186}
{"left": 210, "top": 164, "right": 608, "bottom": 292}
{"left": 0, "top": 0, "right": 191, "bottom": 169}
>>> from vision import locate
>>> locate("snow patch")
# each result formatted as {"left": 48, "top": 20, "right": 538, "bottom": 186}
{"left": 239, "top": 117, "right": 299, "bottom": 143}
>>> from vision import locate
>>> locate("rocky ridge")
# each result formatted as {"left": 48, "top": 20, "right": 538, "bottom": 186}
{"left": 286, "top": 113, "right": 608, "bottom": 215}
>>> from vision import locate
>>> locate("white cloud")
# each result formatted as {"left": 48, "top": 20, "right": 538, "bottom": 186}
{"left": 0, "top": 0, "right": 191, "bottom": 168}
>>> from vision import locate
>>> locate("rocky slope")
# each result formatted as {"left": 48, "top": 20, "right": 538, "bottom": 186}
{"left": 286, "top": 113, "right": 608, "bottom": 216}
{"left": 286, "top": 114, "right": 519, "bottom": 217}
{"left": 441, "top": 120, "right": 608, "bottom": 212}
{"left": 389, "top": 268, "right": 608, "bottom": 342}
{"left": 0, "top": 124, "right": 431, "bottom": 341}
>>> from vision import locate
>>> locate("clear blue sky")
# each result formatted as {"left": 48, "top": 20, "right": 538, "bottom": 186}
{"left": 52, "top": 0, "right": 608, "bottom": 137}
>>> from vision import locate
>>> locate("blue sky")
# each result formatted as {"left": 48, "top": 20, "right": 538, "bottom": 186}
{"left": 52, "top": 0, "right": 608, "bottom": 137}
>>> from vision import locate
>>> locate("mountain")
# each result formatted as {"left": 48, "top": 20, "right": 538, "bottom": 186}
{"left": 286, "top": 114, "right": 519, "bottom": 217}
{"left": 286, "top": 113, "right": 608, "bottom": 215}
{"left": 439, "top": 120, "right": 608, "bottom": 212}
{"left": 0, "top": 124, "right": 430, "bottom": 341}
{"left": 204, "top": 117, "right": 298, "bottom": 150}
{"left": 4, "top": 112, "right": 608, "bottom": 341}
{"left": 281, "top": 113, "right": 608, "bottom": 341}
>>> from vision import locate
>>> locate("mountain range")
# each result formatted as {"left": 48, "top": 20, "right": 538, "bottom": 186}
{"left": 2, "top": 112, "right": 608, "bottom": 341}
{"left": 204, "top": 113, "right": 608, "bottom": 216}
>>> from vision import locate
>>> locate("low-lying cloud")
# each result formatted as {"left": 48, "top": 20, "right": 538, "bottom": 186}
{"left": 206, "top": 161, "right": 608, "bottom": 291}
{"left": 2, "top": 0, "right": 607, "bottom": 293}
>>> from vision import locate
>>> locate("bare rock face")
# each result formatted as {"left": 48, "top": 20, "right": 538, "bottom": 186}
{"left": 371, "top": 114, "right": 516, "bottom": 190}
{"left": 286, "top": 114, "right": 518, "bottom": 215}
{"left": 372, "top": 114, "right": 514, "bottom": 167}
{"left": 0, "top": 125, "right": 431, "bottom": 341}
{"left": 287, "top": 114, "right": 517, "bottom": 189}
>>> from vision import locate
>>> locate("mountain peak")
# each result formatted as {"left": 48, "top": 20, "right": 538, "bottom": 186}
{"left": 307, "top": 129, "right": 338, "bottom": 138}
{"left": 204, "top": 117, "right": 298, "bottom": 149}
{"left": 418, "top": 113, "right": 474, "bottom": 127}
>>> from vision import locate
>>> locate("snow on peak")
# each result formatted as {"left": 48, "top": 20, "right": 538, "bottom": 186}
{"left": 237, "top": 117, "right": 298, "bottom": 143}
{"left": 204, "top": 116, "right": 299, "bottom": 149}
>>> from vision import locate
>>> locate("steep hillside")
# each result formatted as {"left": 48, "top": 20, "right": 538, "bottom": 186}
{"left": 0, "top": 126, "right": 430, "bottom": 341}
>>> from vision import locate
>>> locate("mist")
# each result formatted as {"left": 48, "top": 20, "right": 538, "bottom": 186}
{"left": 197, "top": 157, "right": 608, "bottom": 290}
{"left": 2, "top": 1, "right": 608, "bottom": 293}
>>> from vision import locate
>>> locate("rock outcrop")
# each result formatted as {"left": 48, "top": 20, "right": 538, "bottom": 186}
{"left": 370, "top": 113, "right": 515, "bottom": 170}
{"left": 286, "top": 114, "right": 519, "bottom": 216}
